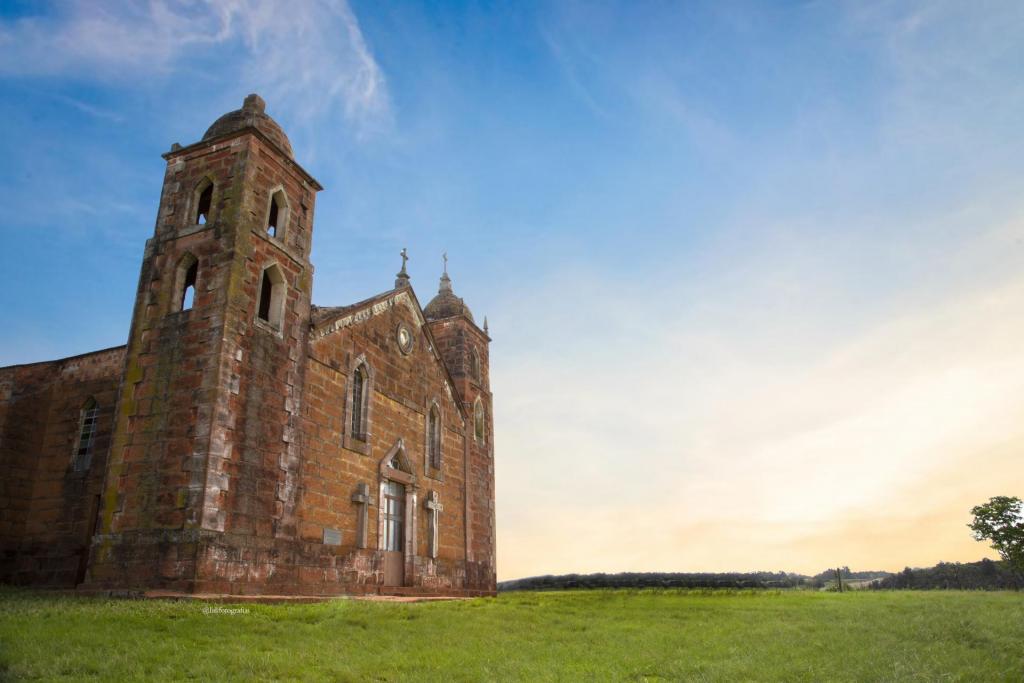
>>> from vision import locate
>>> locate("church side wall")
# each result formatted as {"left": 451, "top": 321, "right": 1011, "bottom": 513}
{"left": 0, "top": 347, "right": 124, "bottom": 586}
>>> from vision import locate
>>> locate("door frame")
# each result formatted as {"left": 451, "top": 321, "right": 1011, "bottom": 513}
{"left": 377, "top": 439, "right": 418, "bottom": 587}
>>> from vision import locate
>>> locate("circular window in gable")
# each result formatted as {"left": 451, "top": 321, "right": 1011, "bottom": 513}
{"left": 396, "top": 323, "right": 415, "bottom": 355}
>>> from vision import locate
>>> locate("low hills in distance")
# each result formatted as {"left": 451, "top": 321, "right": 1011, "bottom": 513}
{"left": 499, "top": 560, "right": 1021, "bottom": 592}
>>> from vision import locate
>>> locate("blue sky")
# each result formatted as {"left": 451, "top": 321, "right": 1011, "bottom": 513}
{"left": 2, "top": 1, "right": 1023, "bottom": 578}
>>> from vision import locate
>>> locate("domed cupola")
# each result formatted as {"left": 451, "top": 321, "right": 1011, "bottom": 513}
{"left": 424, "top": 267, "right": 474, "bottom": 323}
{"left": 202, "top": 93, "right": 293, "bottom": 158}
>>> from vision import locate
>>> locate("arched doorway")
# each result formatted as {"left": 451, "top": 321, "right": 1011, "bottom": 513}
{"left": 378, "top": 441, "right": 417, "bottom": 587}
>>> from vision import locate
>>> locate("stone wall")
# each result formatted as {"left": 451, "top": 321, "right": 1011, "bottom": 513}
{"left": 298, "top": 288, "right": 474, "bottom": 593}
{"left": 0, "top": 346, "right": 124, "bottom": 585}
{"left": 427, "top": 316, "right": 497, "bottom": 590}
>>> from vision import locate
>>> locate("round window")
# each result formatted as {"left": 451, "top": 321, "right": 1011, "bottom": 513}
{"left": 396, "top": 324, "right": 414, "bottom": 355}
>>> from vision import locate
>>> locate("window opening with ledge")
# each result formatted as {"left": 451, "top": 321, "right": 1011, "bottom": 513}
{"left": 195, "top": 181, "right": 213, "bottom": 225}
{"left": 172, "top": 253, "right": 199, "bottom": 314}
{"left": 266, "top": 189, "right": 289, "bottom": 239}
{"left": 181, "top": 261, "right": 197, "bottom": 310}
{"left": 256, "top": 263, "right": 286, "bottom": 329}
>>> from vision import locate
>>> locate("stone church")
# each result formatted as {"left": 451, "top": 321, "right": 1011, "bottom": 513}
{"left": 0, "top": 95, "right": 496, "bottom": 597}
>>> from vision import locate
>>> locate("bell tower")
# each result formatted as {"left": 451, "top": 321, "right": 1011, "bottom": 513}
{"left": 87, "top": 95, "right": 322, "bottom": 591}
{"left": 423, "top": 263, "right": 496, "bottom": 590}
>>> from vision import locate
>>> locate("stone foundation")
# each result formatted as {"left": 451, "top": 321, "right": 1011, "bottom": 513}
{"left": 83, "top": 529, "right": 495, "bottom": 597}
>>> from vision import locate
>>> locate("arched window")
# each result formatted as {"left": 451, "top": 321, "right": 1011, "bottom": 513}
{"left": 474, "top": 397, "right": 485, "bottom": 442}
{"left": 344, "top": 357, "right": 374, "bottom": 454}
{"left": 351, "top": 364, "right": 369, "bottom": 440}
{"left": 172, "top": 253, "right": 198, "bottom": 313}
{"left": 256, "top": 263, "right": 286, "bottom": 329}
{"left": 181, "top": 261, "right": 197, "bottom": 310}
{"left": 470, "top": 348, "right": 481, "bottom": 381}
{"left": 266, "top": 188, "right": 289, "bottom": 239}
{"left": 195, "top": 179, "right": 214, "bottom": 225}
{"left": 72, "top": 398, "right": 98, "bottom": 472}
{"left": 427, "top": 405, "right": 441, "bottom": 469}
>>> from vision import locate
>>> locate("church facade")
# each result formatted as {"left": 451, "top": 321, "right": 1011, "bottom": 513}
{"left": 0, "top": 95, "right": 496, "bottom": 597}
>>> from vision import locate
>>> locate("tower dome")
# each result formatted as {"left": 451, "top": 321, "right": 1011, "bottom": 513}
{"left": 202, "top": 93, "right": 293, "bottom": 158}
{"left": 424, "top": 270, "right": 474, "bottom": 322}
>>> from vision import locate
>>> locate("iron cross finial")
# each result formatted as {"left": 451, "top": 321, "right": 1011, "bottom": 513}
{"left": 442, "top": 251, "right": 448, "bottom": 275}
{"left": 395, "top": 248, "right": 411, "bottom": 288}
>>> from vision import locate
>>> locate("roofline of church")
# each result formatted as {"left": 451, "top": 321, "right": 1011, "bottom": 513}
{"left": 310, "top": 285, "right": 472, "bottom": 421}
{"left": 163, "top": 127, "right": 323, "bottom": 191}
{"left": 0, "top": 344, "right": 127, "bottom": 371}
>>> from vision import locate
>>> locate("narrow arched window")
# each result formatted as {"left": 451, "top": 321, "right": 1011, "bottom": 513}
{"left": 195, "top": 182, "right": 213, "bottom": 225}
{"left": 266, "top": 188, "right": 289, "bottom": 239}
{"left": 470, "top": 348, "right": 481, "bottom": 381}
{"left": 474, "top": 398, "right": 485, "bottom": 442}
{"left": 258, "top": 269, "right": 273, "bottom": 320}
{"left": 267, "top": 196, "right": 280, "bottom": 237}
{"left": 181, "top": 260, "right": 197, "bottom": 310}
{"left": 256, "top": 263, "right": 286, "bottom": 329}
{"left": 352, "top": 364, "right": 368, "bottom": 439}
{"left": 172, "top": 253, "right": 199, "bottom": 314}
{"left": 428, "top": 406, "right": 441, "bottom": 469}
{"left": 73, "top": 398, "right": 99, "bottom": 472}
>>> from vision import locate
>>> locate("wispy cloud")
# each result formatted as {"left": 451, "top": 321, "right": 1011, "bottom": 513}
{"left": 540, "top": 27, "right": 612, "bottom": 120}
{"left": 46, "top": 92, "right": 125, "bottom": 123}
{"left": 0, "top": 0, "right": 389, "bottom": 129}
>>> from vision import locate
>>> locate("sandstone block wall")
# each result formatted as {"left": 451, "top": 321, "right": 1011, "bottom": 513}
{"left": 0, "top": 347, "right": 124, "bottom": 585}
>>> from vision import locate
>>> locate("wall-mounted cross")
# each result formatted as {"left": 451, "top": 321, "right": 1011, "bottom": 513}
{"left": 424, "top": 490, "right": 443, "bottom": 559}
{"left": 351, "top": 482, "right": 375, "bottom": 549}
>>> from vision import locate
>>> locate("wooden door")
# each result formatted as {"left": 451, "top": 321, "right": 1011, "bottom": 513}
{"left": 383, "top": 481, "right": 405, "bottom": 586}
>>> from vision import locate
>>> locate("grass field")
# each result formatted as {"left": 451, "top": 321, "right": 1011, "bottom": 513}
{"left": 1, "top": 588, "right": 1022, "bottom": 681}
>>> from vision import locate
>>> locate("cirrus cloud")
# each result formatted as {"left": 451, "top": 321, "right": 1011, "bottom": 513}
{"left": 0, "top": 0, "right": 389, "bottom": 129}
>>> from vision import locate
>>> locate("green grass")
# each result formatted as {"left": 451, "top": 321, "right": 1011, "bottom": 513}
{"left": 0, "top": 588, "right": 1022, "bottom": 681}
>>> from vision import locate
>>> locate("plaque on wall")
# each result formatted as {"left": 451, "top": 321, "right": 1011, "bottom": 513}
{"left": 323, "top": 528, "right": 342, "bottom": 546}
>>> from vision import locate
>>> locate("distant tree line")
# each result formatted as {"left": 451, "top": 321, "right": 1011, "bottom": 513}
{"left": 868, "top": 559, "right": 1021, "bottom": 591}
{"left": 498, "top": 560, "right": 1021, "bottom": 592}
{"left": 498, "top": 571, "right": 808, "bottom": 592}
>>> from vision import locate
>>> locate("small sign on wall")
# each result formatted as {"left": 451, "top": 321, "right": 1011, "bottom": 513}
{"left": 323, "top": 528, "right": 342, "bottom": 546}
